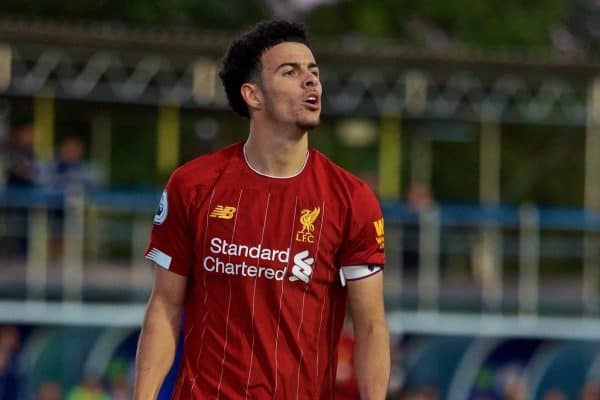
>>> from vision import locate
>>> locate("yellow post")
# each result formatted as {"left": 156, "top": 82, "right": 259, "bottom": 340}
{"left": 28, "top": 91, "right": 54, "bottom": 299}
{"left": 583, "top": 77, "right": 600, "bottom": 313}
{"left": 480, "top": 118, "right": 501, "bottom": 204}
{"left": 478, "top": 117, "right": 503, "bottom": 311}
{"left": 33, "top": 93, "right": 55, "bottom": 161}
{"left": 378, "top": 115, "right": 401, "bottom": 199}
{"left": 91, "top": 112, "right": 112, "bottom": 185}
{"left": 0, "top": 44, "right": 12, "bottom": 92}
{"left": 157, "top": 103, "right": 180, "bottom": 177}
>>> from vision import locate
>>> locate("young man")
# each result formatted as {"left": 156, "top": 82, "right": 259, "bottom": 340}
{"left": 134, "top": 20, "right": 390, "bottom": 399}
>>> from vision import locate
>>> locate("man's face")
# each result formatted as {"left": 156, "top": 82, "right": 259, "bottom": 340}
{"left": 256, "top": 42, "right": 322, "bottom": 131}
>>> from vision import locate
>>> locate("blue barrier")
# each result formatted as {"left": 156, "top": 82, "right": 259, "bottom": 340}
{"left": 3, "top": 187, "right": 600, "bottom": 231}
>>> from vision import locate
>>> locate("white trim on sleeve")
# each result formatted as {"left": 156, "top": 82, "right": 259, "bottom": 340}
{"left": 339, "top": 265, "right": 382, "bottom": 287}
{"left": 145, "top": 247, "right": 173, "bottom": 269}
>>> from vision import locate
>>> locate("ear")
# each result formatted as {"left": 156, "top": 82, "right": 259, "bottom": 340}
{"left": 240, "top": 82, "right": 263, "bottom": 113}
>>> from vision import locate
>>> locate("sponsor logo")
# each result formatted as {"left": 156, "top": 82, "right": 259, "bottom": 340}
{"left": 153, "top": 191, "right": 168, "bottom": 225}
{"left": 373, "top": 218, "right": 385, "bottom": 250}
{"left": 203, "top": 237, "right": 313, "bottom": 284}
{"left": 203, "top": 256, "right": 287, "bottom": 280}
{"left": 209, "top": 205, "right": 237, "bottom": 219}
{"left": 209, "top": 237, "right": 289, "bottom": 263}
{"left": 295, "top": 207, "right": 320, "bottom": 243}
{"left": 289, "top": 250, "right": 314, "bottom": 283}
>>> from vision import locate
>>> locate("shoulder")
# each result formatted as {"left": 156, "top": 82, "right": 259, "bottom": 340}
{"left": 169, "top": 142, "right": 242, "bottom": 189}
{"left": 310, "top": 148, "right": 377, "bottom": 201}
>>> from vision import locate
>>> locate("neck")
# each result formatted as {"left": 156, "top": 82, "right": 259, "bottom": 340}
{"left": 244, "top": 122, "right": 309, "bottom": 178}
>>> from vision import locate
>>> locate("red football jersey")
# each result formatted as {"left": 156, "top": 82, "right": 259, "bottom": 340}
{"left": 145, "top": 142, "right": 385, "bottom": 399}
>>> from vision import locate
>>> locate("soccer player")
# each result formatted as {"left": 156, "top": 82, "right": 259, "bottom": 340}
{"left": 134, "top": 20, "right": 390, "bottom": 399}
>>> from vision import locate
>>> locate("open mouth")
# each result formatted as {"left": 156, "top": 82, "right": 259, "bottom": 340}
{"left": 303, "top": 95, "right": 320, "bottom": 110}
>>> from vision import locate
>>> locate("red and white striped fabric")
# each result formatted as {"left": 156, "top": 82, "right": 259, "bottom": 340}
{"left": 145, "top": 142, "right": 385, "bottom": 399}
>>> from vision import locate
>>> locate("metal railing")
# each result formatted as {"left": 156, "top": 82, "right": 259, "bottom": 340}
{"left": 0, "top": 186, "right": 157, "bottom": 301}
{"left": 2, "top": 187, "right": 600, "bottom": 317}
{"left": 383, "top": 201, "right": 600, "bottom": 315}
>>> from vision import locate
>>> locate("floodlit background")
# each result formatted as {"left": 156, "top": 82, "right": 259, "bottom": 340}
{"left": 2, "top": 1, "right": 600, "bottom": 399}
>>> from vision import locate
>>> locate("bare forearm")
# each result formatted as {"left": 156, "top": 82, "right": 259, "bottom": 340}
{"left": 353, "top": 321, "right": 390, "bottom": 400}
{"left": 134, "top": 300, "right": 182, "bottom": 400}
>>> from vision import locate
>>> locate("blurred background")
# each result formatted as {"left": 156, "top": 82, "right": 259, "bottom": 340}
{"left": 2, "top": 0, "right": 600, "bottom": 399}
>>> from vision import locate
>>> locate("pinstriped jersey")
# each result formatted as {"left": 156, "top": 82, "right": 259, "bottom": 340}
{"left": 145, "top": 142, "right": 385, "bottom": 399}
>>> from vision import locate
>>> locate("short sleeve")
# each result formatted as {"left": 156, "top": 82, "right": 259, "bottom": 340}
{"left": 336, "top": 183, "right": 385, "bottom": 268}
{"left": 144, "top": 170, "right": 194, "bottom": 276}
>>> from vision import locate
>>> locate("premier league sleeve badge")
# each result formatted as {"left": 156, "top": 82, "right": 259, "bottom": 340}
{"left": 154, "top": 190, "right": 168, "bottom": 225}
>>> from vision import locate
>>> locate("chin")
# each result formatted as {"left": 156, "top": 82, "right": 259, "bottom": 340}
{"left": 297, "top": 117, "right": 320, "bottom": 131}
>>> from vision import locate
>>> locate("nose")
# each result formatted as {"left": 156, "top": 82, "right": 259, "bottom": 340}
{"left": 302, "top": 71, "right": 319, "bottom": 88}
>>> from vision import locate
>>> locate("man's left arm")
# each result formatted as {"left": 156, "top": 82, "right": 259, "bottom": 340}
{"left": 347, "top": 271, "right": 390, "bottom": 400}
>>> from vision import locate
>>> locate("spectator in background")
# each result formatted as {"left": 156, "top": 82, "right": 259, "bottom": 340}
{"left": 402, "top": 181, "right": 435, "bottom": 274}
{"left": 406, "top": 181, "right": 434, "bottom": 213}
{"left": 416, "top": 384, "right": 439, "bottom": 400}
{"left": 580, "top": 381, "right": 600, "bottom": 400}
{"left": 36, "top": 381, "right": 63, "bottom": 400}
{"left": 39, "top": 136, "right": 102, "bottom": 260}
{"left": 67, "top": 375, "right": 110, "bottom": 400}
{"left": 108, "top": 374, "right": 130, "bottom": 400}
{"left": 335, "top": 321, "right": 360, "bottom": 400}
{"left": 4, "top": 123, "right": 37, "bottom": 258}
{"left": 401, "top": 384, "right": 439, "bottom": 400}
{"left": 5, "top": 123, "right": 36, "bottom": 187}
{"left": 40, "top": 136, "right": 101, "bottom": 190}
{"left": 543, "top": 388, "right": 566, "bottom": 400}
{"left": 105, "top": 359, "right": 132, "bottom": 400}
{"left": 495, "top": 365, "right": 527, "bottom": 400}
{"left": 387, "top": 335, "right": 405, "bottom": 399}
{"left": 0, "top": 325, "right": 21, "bottom": 400}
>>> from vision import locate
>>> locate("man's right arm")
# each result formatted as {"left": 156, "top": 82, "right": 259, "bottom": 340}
{"left": 134, "top": 265, "right": 188, "bottom": 400}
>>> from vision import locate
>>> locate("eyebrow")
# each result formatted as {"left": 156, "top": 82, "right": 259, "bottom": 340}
{"left": 275, "top": 62, "right": 319, "bottom": 72}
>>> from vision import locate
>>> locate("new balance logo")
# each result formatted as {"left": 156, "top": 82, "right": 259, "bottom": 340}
{"left": 209, "top": 205, "right": 237, "bottom": 219}
{"left": 289, "top": 250, "right": 314, "bottom": 284}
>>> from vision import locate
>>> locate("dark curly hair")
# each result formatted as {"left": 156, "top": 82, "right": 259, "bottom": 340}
{"left": 219, "top": 20, "right": 310, "bottom": 118}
